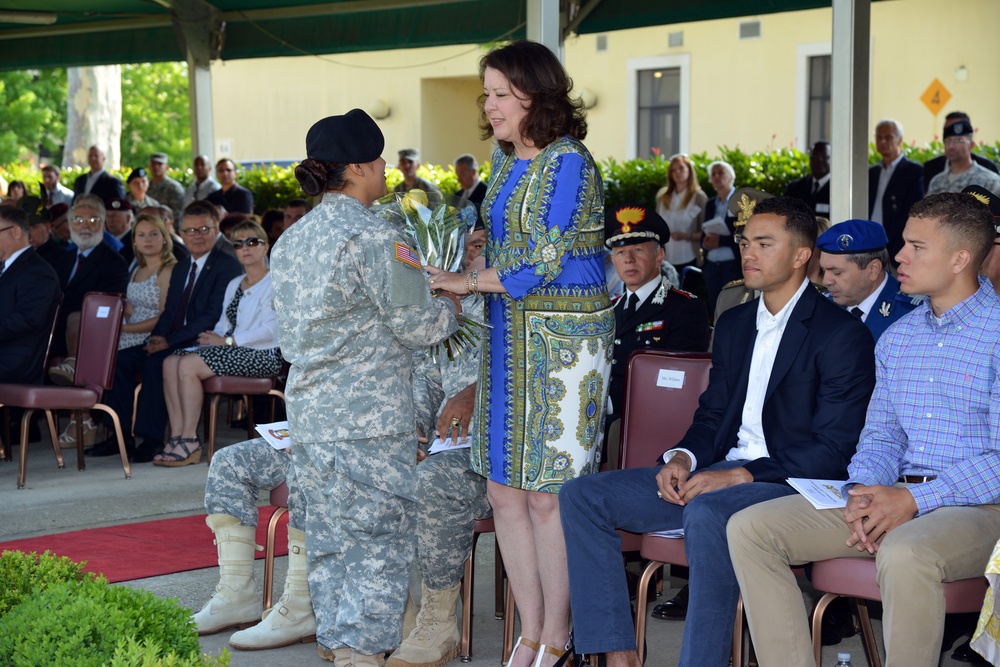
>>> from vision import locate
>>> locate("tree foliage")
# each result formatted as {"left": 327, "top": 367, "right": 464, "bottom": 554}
{"left": 0, "top": 68, "right": 67, "bottom": 165}
{"left": 120, "top": 62, "right": 191, "bottom": 169}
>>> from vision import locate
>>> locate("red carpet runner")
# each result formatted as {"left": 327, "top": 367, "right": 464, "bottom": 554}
{"left": 0, "top": 506, "right": 288, "bottom": 583}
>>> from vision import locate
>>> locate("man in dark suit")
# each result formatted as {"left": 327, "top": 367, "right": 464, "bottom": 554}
{"left": 451, "top": 154, "right": 487, "bottom": 224}
{"left": 784, "top": 141, "right": 832, "bottom": 218}
{"left": 0, "top": 205, "right": 61, "bottom": 385}
{"left": 87, "top": 200, "right": 240, "bottom": 462}
{"left": 72, "top": 146, "right": 126, "bottom": 206}
{"left": 604, "top": 204, "right": 710, "bottom": 459}
{"left": 923, "top": 111, "right": 999, "bottom": 191}
{"left": 47, "top": 194, "right": 129, "bottom": 379}
{"left": 206, "top": 159, "right": 254, "bottom": 214}
{"left": 819, "top": 218, "right": 918, "bottom": 342}
{"left": 869, "top": 119, "right": 925, "bottom": 258}
{"left": 560, "top": 195, "right": 876, "bottom": 667}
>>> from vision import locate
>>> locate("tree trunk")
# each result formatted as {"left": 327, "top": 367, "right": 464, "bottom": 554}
{"left": 63, "top": 66, "right": 122, "bottom": 169}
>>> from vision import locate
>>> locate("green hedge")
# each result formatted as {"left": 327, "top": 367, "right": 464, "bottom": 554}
{"left": 5, "top": 141, "right": 998, "bottom": 214}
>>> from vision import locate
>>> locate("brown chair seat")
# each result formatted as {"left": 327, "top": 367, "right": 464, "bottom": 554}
{"left": 0, "top": 385, "right": 100, "bottom": 410}
{"left": 202, "top": 376, "right": 276, "bottom": 395}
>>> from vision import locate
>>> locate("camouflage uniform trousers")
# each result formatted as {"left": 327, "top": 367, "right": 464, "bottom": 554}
{"left": 415, "top": 448, "right": 492, "bottom": 590}
{"left": 294, "top": 437, "right": 415, "bottom": 655}
{"left": 204, "top": 437, "right": 303, "bottom": 531}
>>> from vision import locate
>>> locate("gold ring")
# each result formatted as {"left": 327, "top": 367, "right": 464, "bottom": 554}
{"left": 450, "top": 418, "right": 461, "bottom": 427}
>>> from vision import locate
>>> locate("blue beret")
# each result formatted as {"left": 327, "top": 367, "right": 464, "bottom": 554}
{"left": 306, "top": 109, "right": 384, "bottom": 164}
{"left": 817, "top": 219, "right": 888, "bottom": 254}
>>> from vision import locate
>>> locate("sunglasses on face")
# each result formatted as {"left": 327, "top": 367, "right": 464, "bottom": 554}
{"left": 232, "top": 237, "right": 266, "bottom": 249}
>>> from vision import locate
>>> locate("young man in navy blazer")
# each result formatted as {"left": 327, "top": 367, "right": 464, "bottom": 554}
{"left": 560, "top": 195, "right": 876, "bottom": 667}
{"left": 88, "top": 200, "right": 240, "bottom": 462}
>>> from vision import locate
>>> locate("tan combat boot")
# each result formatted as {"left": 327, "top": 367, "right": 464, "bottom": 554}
{"left": 228, "top": 527, "right": 317, "bottom": 649}
{"left": 401, "top": 591, "right": 419, "bottom": 640}
{"left": 192, "top": 514, "right": 263, "bottom": 635}
{"left": 386, "top": 582, "right": 462, "bottom": 667}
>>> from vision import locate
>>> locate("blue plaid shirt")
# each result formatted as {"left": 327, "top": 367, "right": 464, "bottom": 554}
{"left": 846, "top": 278, "right": 1000, "bottom": 516}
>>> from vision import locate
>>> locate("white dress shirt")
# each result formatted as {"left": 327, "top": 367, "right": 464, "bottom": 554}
{"left": 871, "top": 153, "right": 903, "bottom": 225}
{"left": 850, "top": 273, "right": 889, "bottom": 323}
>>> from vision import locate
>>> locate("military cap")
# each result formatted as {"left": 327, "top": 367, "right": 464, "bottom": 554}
{"left": 18, "top": 196, "right": 50, "bottom": 224}
{"left": 963, "top": 185, "right": 1000, "bottom": 237}
{"left": 727, "top": 188, "right": 775, "bottom": 229}
{"left": 108, "top": 198, "right": 133, "bottom": 212}
{"left": 398, "top": 148, "right": 419, "bottom": 161}
{"left": 604, "top": 204, "right": 670, "bottom": 248}
{"left": 944, "top": 121, "right": 973, "bottom": 138}
{"left": 127, "top": 167, "right": 148, "bottom": 183}
{"left": 817, "top": 219, "right": 888, "bottom": 254}
{"left": 149, "top": 152, "right": 168, "bottom": 163}
{"left": 306, "top": 109, "right": 385, "bottom": 164}
{"left": 49, "top": 203, "right": 69, "bottom": 221}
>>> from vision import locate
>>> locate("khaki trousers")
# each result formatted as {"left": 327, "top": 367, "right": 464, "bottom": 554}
{"left": 728, "top": 491, "right": 1000, "bottom": 667}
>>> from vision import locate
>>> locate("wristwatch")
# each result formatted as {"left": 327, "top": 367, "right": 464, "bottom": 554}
{"left": 224, "top": 336, "right": 235, "bottom": 346}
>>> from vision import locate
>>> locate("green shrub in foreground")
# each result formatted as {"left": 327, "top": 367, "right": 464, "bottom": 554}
{"left": 0, "top": 579, "right": 205, "bottom": 667}
{"left": 0, "top": 550, "right": 92, "bottom": 617}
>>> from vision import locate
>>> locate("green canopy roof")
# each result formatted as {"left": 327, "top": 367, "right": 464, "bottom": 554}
{"left": 0, "top": 0, "right": 852, "bottom": 72}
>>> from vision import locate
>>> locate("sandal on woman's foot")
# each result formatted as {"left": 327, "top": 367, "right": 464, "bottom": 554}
{"left": 58, "top": 418, "right": 98, "bottom": 449}
{"left": 153, "top": 437, "right": 202, "bottom": 467}
{"left": 533, "top": 643, "right": 574, "bottom": 667}
{"left": 509, "top": 637, "right": 540, "bottom": 667}
{"left": 153, "top": 436, "right": 183, "bottom": 462}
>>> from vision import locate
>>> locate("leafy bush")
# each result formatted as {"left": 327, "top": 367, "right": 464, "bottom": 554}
{"left": 0, "top": 578, "right": 209, "bottom": 667}
{"left": 0, "top": 550, "right": 93, "bottom": 616}
{"left": 109, "top": 637, "right": 230, "bottom": 667}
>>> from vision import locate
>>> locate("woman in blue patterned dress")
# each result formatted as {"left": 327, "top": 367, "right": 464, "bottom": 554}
{"left": 426, "top": 40, "right": 613, "bottom": 667}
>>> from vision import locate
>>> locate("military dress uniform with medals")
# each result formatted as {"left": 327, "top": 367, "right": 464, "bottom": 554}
{"left": 270, "top": 111, "right": 458, "bottom": 658}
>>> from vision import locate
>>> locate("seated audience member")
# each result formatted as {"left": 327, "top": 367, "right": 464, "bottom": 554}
{"left": 207, "top": 159, "right": 254, "bottom": 214}
{"left": 140, "top": 204, "right": 191, "bottom": 264}
{"left": 701, "top": 160, "right": 741, "bottom": 314}
{"left": 86, "top": 200, "right": 241, "bottom": 462}
{"left": 260, "top": 209, "right": 284, "bottom": 248}
{"left": 49, "top": 203, "right": 71, "bottom": 245}
{"left": 868, "top": 119, "right": 924, "bottom": 258}
{"left": 729, "top": 192, "right": 1000, "bottom": 667}
{"left": 193, "top": 438, "right": 314, "bottom": 650}
{"left": 58, "top": 213, "right": 179, "bottom": 449}
{"left": 219, "top": 212, "right": 248, "bottom": 240}
{"left": 6, "top": 180, "right": 25, "bottom": 202}
{"left": 818, "top": 218, "right": 918, "bottom": 341}
{"left": 0, "top": 204, "right": 61, "bottom": 385}
{"left": 72, "top": 145, "right": 126, "bottom": 205}
{"left": 126, "top": 167, "right": 160, "bottom": 211}
{"left": 284, "top": 198, "right": 312, "bottom": 229}
{"left": 106, "top": 198, "right": 135, "bottom": 264}
{"left": 559, "top": 195, "right": 876, "bottom": 667}
{"left": 156, "top": 220, "right": 281, "bottom": 466}
{"left": 968, "top": 185, "right": 1000, "bottom": 295}
{"left": 41, "top": 165, "right": 74, "bottom": 208}
{"left": 19, "top": 197, "right": 62, "bottom": 265}
{"left": 603, "top": 204, "right": 711, "bottom": 467}
{"left": 48, "top": 194, "right": 129, "bottom": 382}
{"left": 390, "top": 223, "right": 490, "bottom": 667}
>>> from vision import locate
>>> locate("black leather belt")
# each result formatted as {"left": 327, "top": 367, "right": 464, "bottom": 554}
{"left": 898, "top": 475, "right": 937, "bottom": 484}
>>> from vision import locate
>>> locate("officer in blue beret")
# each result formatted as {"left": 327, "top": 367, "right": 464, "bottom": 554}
{"left": 817, "top": 218, "right": 919, "bottom": 341}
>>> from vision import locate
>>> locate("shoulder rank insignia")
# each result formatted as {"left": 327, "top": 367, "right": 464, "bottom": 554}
{"left": 636, "top": 321, "right": 664, "bottom": 332}
{"left": 878, "top": 301, "right": 891, "bottom": 318}
{"left": 394, "top": 242, "right": 422, "bottom": 270}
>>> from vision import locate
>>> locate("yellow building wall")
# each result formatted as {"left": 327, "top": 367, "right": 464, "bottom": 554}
{"left": 210, "top": 0, "right": 1000, "bottom": 167}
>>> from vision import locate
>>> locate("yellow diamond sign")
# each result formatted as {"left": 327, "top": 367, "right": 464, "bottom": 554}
{"left": 921, "top": 78, "right": 951, "bottom": 116}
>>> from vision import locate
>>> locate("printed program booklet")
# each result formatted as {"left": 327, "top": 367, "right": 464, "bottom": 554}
{"left": 787, "top": 477, "right": 848, "bottom": 510}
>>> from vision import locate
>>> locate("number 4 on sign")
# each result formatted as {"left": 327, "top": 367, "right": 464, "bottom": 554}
{"left": 921, "top": 78, "right": 951, "bottom": 116}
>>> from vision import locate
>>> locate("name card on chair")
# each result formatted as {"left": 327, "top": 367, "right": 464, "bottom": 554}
{"left": 96, "top": 306, "right": 111, "bottom": 318}
{"left": 656, "top": 369, "right": 685, "bottom": 389}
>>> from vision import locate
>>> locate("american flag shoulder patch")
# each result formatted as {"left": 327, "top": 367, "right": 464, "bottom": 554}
{"left": 394, "top": 242, "right": 422, "bottom": 269}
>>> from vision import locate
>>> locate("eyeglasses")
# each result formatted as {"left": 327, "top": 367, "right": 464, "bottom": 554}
{"left": 0, "top": 225, "right": 15, "bottom": 235}
{"left": 232, "top": 238, "right": 266, "bottom": 249}
{"left": 944, "top": 136, "right": 971, "bottom": 146}
{"left": 71, "top": 216, "right": 103, "bottom": 228}
{"left": 180, "top": 225, "right": 216, "bottom": 236}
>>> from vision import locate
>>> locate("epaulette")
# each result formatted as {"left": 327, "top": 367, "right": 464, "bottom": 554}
{"left": 671, "top": 287, "right": 697, "bottom": 300}
{"left": 721, "top": 279, "right": 745, "bottom": 290}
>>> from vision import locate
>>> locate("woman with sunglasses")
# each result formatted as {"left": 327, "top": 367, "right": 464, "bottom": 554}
{"left": 156, "top": 219, "right": 281, "bottom": 466}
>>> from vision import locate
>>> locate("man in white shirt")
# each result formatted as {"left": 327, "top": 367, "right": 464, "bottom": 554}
{"left": 41, "top": 165, "right": 74, "bottom": 208}
{"left": 182, "top": 154, "right": 221, "bottom": 207}
{"left": 560, "top": 194, "right": 876, "bottom": 667}
{"left": 867, "top": 119, "right": 925, "bottom": 258}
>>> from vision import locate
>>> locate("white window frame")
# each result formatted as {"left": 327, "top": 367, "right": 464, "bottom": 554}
{"left": 626, "top": 54, "right": 690, "bottom": 160}
{"left": 795, "top": 42, "right": 832, "bottom": 152}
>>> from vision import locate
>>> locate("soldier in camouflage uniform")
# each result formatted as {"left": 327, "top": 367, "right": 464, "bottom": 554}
{"left": 271, "top": 109, "right": 458, "bottom": 667}
{"left": 192, "top": 439, "right": 316, "bottom": 651}
{"left": 391, "top": 225, "right": 493, "bottom": 667}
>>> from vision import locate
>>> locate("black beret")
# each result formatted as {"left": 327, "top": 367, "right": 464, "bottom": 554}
{"left": 963, "top": 185, "right": 1000, "bottom": 237}
{"left": 944, "top": 121, "right": 973, "bottom": 138}
{"left": 127, "top": 167, "right": 148, "bottom": 182}
{"left": 306, "top": 109, "right": 384, "bottom": 164}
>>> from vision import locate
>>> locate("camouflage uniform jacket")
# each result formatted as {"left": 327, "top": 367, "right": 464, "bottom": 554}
{"left": 271, "top": 192, "right": 458, "bottom": 496}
